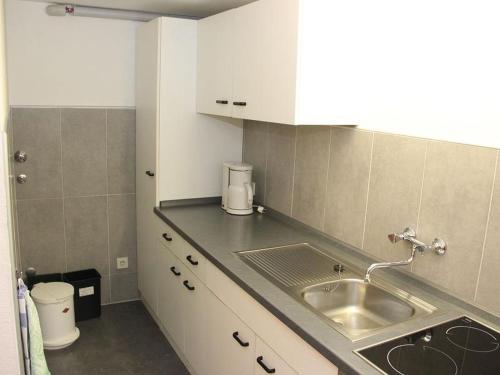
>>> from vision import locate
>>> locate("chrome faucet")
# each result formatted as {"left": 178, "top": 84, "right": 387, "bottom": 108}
{"left": 364, "top": 227, "right": 447, "bottom": 283}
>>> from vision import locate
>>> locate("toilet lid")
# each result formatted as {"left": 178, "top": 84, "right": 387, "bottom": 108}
{"left": 31, "top": 282, "right": 74, "bottom": 304}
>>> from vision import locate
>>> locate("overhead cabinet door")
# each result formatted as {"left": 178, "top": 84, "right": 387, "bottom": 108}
{"left": 197, "top": 10, "right": 234, "bottom": 117}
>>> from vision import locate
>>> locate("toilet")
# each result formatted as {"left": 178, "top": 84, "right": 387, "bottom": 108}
{"left": 31, "top": 282, "right": 80, "bottom": 350}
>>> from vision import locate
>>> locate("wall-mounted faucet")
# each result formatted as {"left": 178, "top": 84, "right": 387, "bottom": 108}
{"left": 364, "top": 227, "right": 447, "bottom": 283}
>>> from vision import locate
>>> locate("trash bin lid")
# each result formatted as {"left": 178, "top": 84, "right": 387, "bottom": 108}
{"left": 31, "top": 282, "right": 74, "bottom": 304}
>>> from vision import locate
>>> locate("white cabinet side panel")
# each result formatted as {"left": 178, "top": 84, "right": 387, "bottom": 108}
{"left": 158, "top": 19, "right": 243, "bottom": 201}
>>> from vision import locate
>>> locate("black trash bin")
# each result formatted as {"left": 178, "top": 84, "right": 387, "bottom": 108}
{"left": 26, "top": 273, "right": 62, "bottom": 290}
{"left": 63, "top": 269, "right": 101, "bottom": 322}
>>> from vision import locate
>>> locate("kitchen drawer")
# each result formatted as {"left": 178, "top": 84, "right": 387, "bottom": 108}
{"left": 159, "top": 222, "right": 206, "bottom": 282}
{"left": 255, "top": 337, "right": 298, "bottom": 375}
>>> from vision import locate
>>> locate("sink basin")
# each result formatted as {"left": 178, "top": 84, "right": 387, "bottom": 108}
{"left": 301, "top": 279, "right": 416, "bottom": 334}
{"left": 238, "top": 243, "right": 436, "bottom": 341}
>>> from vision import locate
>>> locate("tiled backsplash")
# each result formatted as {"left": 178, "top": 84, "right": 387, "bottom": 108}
{"left": 10, "top": 107, "right": 137, "bottom": 304}
{"left": 243, "top": 121, "right": 500, "bottom": 317}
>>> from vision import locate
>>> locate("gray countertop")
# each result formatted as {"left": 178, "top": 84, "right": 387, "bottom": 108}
{"left": 154, "top": 201, "right": 500, "bottom": 375}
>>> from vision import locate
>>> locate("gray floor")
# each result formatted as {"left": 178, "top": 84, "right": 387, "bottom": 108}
{"left": 45, "top": 301, "right": 189, "bottom": 375}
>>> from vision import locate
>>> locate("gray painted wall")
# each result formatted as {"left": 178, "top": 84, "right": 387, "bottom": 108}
{"left": 10, "top": 107, "right": 137, "bottom": 304}
{"left": 243, "top": 121, "right": 500, "bottom": 318}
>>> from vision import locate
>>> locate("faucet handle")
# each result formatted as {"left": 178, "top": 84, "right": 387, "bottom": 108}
{"left": 431, "top": 238, "right": 447, "bottom": 255}
{"left": 388, "top": 227, "right": 416, "bottom": 243}
{"left": 388, "top": 233, "right": 403, "bottom": 243}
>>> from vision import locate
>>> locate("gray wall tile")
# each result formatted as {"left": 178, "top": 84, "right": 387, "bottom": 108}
{"left": 12, "top": 108, "right": 62, "bottom": 199}
{"left": 17, "top": 199, "right": 66, "bottom": 274}
{"left": 61, "top": 108, "right": 107, "bottom": 196}
{"left": 243, "top": 121, "right": 269, "bottom": 203}
{"left": 107, "top": 109, "right": 136, "bottom": 194}
{"left": 64, "top": 196, "right": 109, "bottom": 277}
{"left": 110, "top": 273, "right": 139, "bottom": 302}
{"left": 324, "top": 128, "right": 373, "bottom": 248}
{"left": 291, "top": 126, "right": 330, "bottom": 230}
{"left": 108, "top": 194, "right": 137, "bottom": 274}
{"left": 414, "top": 142, "right": 497, "bottom": 300}
{"left": 363, "top": 134, "right": 427, "bottom": 262}
{"left": 475, "top": 153, "right": 500, "bottom": 315}
{"left": 265, "top": 124, "right": 296, "bottom": 215}
{"left": 101, "top": 274, "right": 111, "bottom": 305}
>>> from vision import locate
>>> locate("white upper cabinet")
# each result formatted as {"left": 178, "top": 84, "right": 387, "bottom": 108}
{"left": 231, "top": 0, "right": 263, "bottom": 120}
{"left": 197, "top": 10, "right": 234, "bottom": 117}
{"left": 196, "top": 0, "right": 358, "bottom": 125}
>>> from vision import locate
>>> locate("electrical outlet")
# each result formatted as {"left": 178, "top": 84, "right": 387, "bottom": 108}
{"left": 116, "top": 257, "right": 129, "bottom": 270}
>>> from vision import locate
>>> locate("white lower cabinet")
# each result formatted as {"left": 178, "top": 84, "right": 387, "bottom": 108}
{"left": 255, "top": 338, "right": 298, "bottom": 375}
{"left": 152, "top": 224, "right": 338, "bottom": 375}
{"left": 157, "top": 241, "right": 185, "bottom": 350}
{"left": 182, "top": 266, "right": 209, "bottom": 375}
{"left": 206, "top": 292, "right": 256, "bottom": 375}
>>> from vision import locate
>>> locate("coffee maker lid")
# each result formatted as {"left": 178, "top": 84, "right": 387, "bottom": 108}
{"left": 224, "top": 161, "right": 253, "bottom": 171}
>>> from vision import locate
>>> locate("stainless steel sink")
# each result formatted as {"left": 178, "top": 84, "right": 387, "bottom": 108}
{"left": 238, "top": 243, "right": 436, "bottom": 341}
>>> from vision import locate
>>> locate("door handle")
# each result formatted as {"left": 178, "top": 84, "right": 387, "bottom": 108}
{"left": 216, "top": 100, "right": 228, "bottom": 104}
{"left": 145, "top": 170, "right": 155, "bottom": 177}
{"left": 170, "top": 266, "right": 181, "bottom": 276}
{"left": 186, "top": 255, "right": 198, "bottom": 266}
{"left": 232, "top": 331, "right": 249, "bottom": 347}
{"left": 183, "top": 280, "right": 195, "bottom": 291}
{"left": 162, "top": 233, "right": 173, "bottom": 242}
{"left": 233, "top": 101, "right": 247, "bottom": 106}
{"left": 256, "top": 356, "right": 276, "bottom": 373}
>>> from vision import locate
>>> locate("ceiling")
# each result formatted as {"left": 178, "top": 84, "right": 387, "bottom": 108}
{"left": 32, "top": 0, "right": 257, "bottom": 18}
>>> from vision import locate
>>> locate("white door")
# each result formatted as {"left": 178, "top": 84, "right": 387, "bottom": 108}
{"left": 182, "top": 267, "right": 209, "bottom": 374}
{"left": 254, "top": 337, "right": 298, "bottom": 375}
{"left": 197, "top": 10, "right": 234, "bottom": 117}
{"left": 260, "top": 0, "right": 300, "bottom": 124}
{"left": 136, "top": 19, "right": 160, "bottom": 312}
{"left": 206, "top": 292, "right": 256, "bottom": 375}
{"left": 231, "top": 1, "right": 263, "bottom": 120}
{"left": 157, "top": 241, "right": 185, "bottom": 350}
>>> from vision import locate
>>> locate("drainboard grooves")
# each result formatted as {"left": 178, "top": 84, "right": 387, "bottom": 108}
{"left": 239, "top": 243, "right": 341, "bottom": 287}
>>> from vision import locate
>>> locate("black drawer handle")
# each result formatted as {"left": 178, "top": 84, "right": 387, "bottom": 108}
{"left": 216, "top": 100, "right": 228, "bottom": 104}
{"left": 170, "top": 266, "right": 181, "bottom": 276}
{"left": 233, "top": 101, "right": 247, "bottom": 106}
{"left": 232, "top": 331, "right": 249, "bottom": 347}
{"left": 186, "top": 255, "right": 198, "bottom": 266}
{"left": 162, "top": 233, "right": 172, "bottom": 242}
{"left": 183, "top": 280, "right": 195, "bottom": 291}
{"left": 145, "top": 170, "right": 155, "bottom": 177}
{"left": 256, "top": 356, "right": 275, "bottom": 373}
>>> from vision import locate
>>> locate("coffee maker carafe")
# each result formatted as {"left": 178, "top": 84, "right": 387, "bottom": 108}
{"left": 222, "top": 162, "right": 254, "bottom": 215}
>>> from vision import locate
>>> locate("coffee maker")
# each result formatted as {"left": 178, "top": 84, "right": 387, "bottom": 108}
{"left": 221, "top": 162, "right": 254, "bottom": 215}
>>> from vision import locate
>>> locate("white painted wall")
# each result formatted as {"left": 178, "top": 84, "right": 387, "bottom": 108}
{"left": 5, "top": 0, "right": 138, "bottom": 107}
{"left": 0, "top": 0, "right": 22, "bottom": 372}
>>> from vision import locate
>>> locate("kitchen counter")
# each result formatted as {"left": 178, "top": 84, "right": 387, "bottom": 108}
{"left": 154, "top": 201, "right": 500, "bottom": 375}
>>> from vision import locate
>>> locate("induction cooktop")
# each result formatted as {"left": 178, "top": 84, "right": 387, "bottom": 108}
{"left": 357, "top": 316, "right": 500, "bottom": 375}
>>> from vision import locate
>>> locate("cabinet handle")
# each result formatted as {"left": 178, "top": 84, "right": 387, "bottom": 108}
{"left": 145, "top": 170, "right": 155, "bottom": 177}
{"left": 186, "top": 255, "right": 198, "bottom": 266}
{"left": 216, "top": 100, "right": 228, "bottom": 104}
{"left": 162, "top": 233, "right": 173, "bottom": 242}
{"left": 170, "top": 266, "right": 181, "bottom": 276}
{"left": 233, "top": 101, "right": 247, "bottom": 106}
{"left": 232, "top": 331, "right": 249, "bottom": 347}
{"left": 183, "top": 280, "right": 195, "bottom": 291}
{"left": 256, "top": 356, "right": 276, "bottom": 373}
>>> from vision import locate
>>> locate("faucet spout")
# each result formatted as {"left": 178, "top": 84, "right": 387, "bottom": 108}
{"left": 364, "top": 246, "right": 416, "bottom": 283}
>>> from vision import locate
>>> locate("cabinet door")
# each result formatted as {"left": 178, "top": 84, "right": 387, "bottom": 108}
{"left": 231, "top": 1, "right": 263, "bottom": 120}
{"left": 206, "top": 293, "right": 256, "bottom": 375}
{"left": 157, "top": 241, "right": 185, "bottom": 350}
{"left": 255, "top": 338, "right": 298, "bottom": 375}
{"left": 182, "top": 267, "right": 209, "bottom": 375}
{"left": 136, "top": 19, "right": 160, "bottom": 312}
{"left": 197, "top": 10, "right": 234, "bottom": 117}
{"left": 259, "top": 0, "right": 300, "bottom": 124}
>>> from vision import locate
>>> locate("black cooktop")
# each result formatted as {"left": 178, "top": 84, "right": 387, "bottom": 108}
{"left": 357, "top": 316, "right": 500, "bottom": 375}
